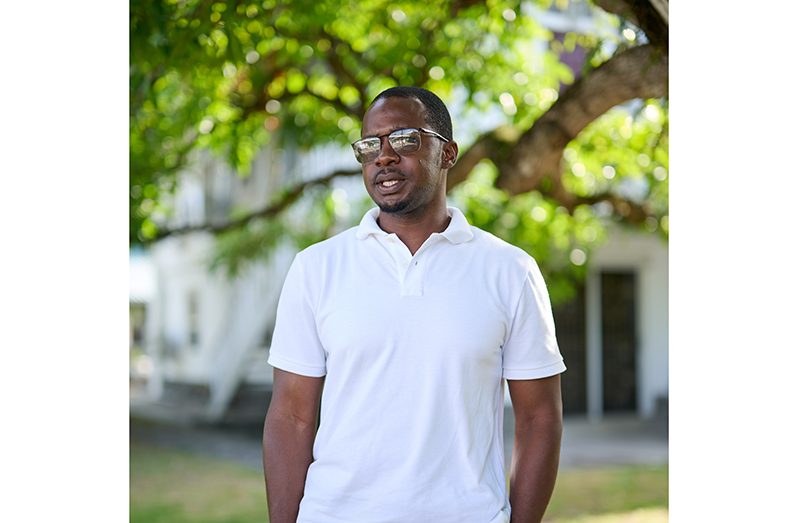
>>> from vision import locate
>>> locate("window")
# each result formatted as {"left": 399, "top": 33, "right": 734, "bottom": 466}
{"left": 188, "top": 291, "right": 200, "bottom": 348}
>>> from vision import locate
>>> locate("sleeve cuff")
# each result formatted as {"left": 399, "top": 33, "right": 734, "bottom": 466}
{"left": 503, "top": 359, "right": 566, "bottom": 380}
{"left": 267, "top": 353, "right": 327, "bottom": 377}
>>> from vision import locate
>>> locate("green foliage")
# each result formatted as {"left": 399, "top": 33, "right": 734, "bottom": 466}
{"left": 564, "top": 100, "right": 669, "bottom": 238}
{"left": 130, "top": 0, "right": 668, "bottom": 300}
{"left": 451, "top": 163, "right": 604, "bottom": 305}
{"left": 208, "top": 183, "right": 374, "bottom": 277}
{"left": 130, "top": 0, "right": 573, "bottom": 242}
{"left": 210, "top": 218, "right": 287, "bottom": 278}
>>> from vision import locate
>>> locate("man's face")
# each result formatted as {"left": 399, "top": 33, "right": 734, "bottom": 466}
{"left": 359, "top": 96, "right": 450, "bottom": 216}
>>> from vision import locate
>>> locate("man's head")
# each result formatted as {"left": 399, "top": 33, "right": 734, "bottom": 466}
{"left": 370, "top": 86, "right": 454, "bottom": 142}
{"left": 355, "top": 87, "right": 458, "bottom": 216}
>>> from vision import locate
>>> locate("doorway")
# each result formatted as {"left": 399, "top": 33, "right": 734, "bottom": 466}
{"left": 601, "top": 271, "right": 638, "bottom": 412}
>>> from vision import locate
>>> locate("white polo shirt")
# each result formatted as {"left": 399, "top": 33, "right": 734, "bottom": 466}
{"left": 268, "top": 206, "right": 566, "bottom": 523}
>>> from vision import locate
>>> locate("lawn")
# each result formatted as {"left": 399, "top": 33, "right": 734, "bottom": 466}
{"left": 544, "top": 465, "right": 668, "bottom": 522}
{"left": 130, "top": 443, "right": 667, "bottom": 522}
{"left": 130, "top": 443, "right": 268, "bottom": 523}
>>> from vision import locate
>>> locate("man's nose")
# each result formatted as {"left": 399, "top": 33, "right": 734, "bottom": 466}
{"left": 374, "top": 136, "right": 400, "bottom": 166}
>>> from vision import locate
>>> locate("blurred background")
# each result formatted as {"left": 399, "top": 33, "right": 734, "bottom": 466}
{"left": 129, "top": 0, "right": 669, "bottom": 521}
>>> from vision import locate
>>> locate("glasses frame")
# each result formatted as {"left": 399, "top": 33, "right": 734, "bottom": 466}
{"left": 351, "top": 127, "right": 449, "bottom": 164}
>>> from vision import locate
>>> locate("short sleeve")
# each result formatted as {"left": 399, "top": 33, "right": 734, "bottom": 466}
{"left": 267, "top": 253, "right": 327, "bottom": 377}
{"left": 502, "top": 258, "right": 566, "bottom": 380}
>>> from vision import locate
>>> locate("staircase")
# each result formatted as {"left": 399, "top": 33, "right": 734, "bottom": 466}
{"left": 203, "top": 247, "right": 293, "bottom": 421}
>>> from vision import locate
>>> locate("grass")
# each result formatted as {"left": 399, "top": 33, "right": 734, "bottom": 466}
{"left": 130, "top": 444, "right": 667, "bottom": 523}
{"left": 545, "top": 465, "right": 668, "bottom": 522}
{"left": 130, "top": 443, "right": 268, "bottom": 523}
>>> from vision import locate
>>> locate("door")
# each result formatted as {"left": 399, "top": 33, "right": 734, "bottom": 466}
{"left": 601, "top": 271, "right": 637, "bottom": 412}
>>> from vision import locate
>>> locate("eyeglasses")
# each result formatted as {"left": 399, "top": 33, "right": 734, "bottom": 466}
{"left": 351, "top": 127, "right": 449, "bottom": 164}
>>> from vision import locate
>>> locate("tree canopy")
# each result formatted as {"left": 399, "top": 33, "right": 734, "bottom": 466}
{"left": 130, "top": 0, "right": 668, "bottom": 303}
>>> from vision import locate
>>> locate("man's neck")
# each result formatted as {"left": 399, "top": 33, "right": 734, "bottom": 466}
{"left": 377, "top": 205, "right": 451, "bottom": 255}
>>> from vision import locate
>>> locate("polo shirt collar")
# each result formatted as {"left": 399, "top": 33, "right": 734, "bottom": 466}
{"left": 355, "top": 206, "right": 474, "bottom": 244}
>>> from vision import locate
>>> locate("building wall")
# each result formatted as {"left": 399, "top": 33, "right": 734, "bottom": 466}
{"left": 590, "top": 225, "right": 669, "bottom": 419}
{"left": 151, "top": 233, "right": 234, "bottom": 383}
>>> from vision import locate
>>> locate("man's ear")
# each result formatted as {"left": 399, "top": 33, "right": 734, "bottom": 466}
{"left": 441, "top": 142, "right": 458, "bottom": 169}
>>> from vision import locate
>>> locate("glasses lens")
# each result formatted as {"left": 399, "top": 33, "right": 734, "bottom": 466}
{"left": 352, "top": 138, "right": 380, "bottom": 163}
{"left": 388, "top": 129, "right": 421, "bottom": 154}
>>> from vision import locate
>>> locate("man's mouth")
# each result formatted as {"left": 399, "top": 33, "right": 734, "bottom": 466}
{"left": 374, "top": 171, "right": 405, "bottom": 193}
{"left": 375, "top": 175, "right": 405, "bottom": 195}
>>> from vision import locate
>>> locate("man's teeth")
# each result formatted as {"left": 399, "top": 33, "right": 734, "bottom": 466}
{"left": 382, "top": 180, "right": 399, "bottom": 187}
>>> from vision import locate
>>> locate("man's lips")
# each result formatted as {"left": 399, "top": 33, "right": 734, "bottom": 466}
{"left": 374, "top": 170, "right": 406, "bottom": 193}
{"left": 374, "top": 170, "right": 405, "bottom": 184}
{"left": 375, "top": 179, "right": 405, "bottom": 195}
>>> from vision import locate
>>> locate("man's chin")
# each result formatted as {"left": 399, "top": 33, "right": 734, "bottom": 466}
{"left": 377, "top": 200, "right": 410, "bottom": 214}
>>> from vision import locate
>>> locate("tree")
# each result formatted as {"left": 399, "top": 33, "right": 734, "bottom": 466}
{"left": 130, "top": 0, "right": 668, "bottom": 303}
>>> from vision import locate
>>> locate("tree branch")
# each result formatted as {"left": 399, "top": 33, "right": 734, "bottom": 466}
{"left": 446, "top": 126, "right": 520, "bottom": 191}
{"left": 593, "top": 0, "right": 668, "bottom": 49}
{"left": 148, "top": 168, "right": 360, "bottom": 242}
{"left": 570, "top": 192, "right": 655, "bottom": 224}
{"left": 496, "top": 43, "right": 668, "bottom": 195}
{"left": 522, "top": 170, "right": 655, "bottom": 224}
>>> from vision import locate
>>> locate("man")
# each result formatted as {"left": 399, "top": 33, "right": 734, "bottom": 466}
{"left": 263, "top": 86, "right": 566, "bottom": 523}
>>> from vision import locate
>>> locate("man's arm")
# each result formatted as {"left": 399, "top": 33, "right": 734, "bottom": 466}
{"left": 507, "top": 374, "right": 564, "bottom": 523}
{"left": 262, "top": 368, "right": 324, "bottom": 523}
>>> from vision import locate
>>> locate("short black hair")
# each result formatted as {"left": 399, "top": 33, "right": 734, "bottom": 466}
{"left": 369, "top": 86, "right": 453, "bottom": 141}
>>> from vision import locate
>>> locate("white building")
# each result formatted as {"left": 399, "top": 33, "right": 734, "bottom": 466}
{"left": 130, "top": 143, "right": 366, "bottom": 423}
{"left": 129, "top": 144, "right": 668, "bottom": 425}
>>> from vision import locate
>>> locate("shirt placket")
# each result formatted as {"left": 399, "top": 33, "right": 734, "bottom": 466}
{"left": 382, "top": 234, "right": 435, "bottom": 297}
